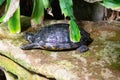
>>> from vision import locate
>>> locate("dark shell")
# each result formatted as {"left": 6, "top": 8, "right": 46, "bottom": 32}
{"left": 21, "top": 23, "right": 93, "bottom": 52}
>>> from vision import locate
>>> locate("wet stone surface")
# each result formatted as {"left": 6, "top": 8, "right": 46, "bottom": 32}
{"left": 0, "top": 21, "right": 120, "bottom": 80}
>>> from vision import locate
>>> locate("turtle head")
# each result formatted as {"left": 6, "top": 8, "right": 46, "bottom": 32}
{"left": 80, "top": 28, "right": 93, "bottom": 46}
{"left": 24, "top": 32, "right": 34, "bottom": 43}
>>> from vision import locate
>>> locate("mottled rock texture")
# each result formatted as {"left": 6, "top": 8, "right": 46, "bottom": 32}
{"left": 0, "top": 20, "right": 120, "bottom": 80}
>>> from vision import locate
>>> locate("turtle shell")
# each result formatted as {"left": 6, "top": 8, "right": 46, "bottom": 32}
{"left": 21, "top": 23, "right": 93, "bottom": 51}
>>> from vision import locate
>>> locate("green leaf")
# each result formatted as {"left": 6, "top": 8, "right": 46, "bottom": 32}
{"left": 59, "top": 0, "right": 80, "bottom": 42}
{"left": 0, "top": 14, "right": 6, "bottom": 22}
{"left": 31, "top": 0, "right": 44, "bottom": 24}
{"left": 69, "top": 19, "right": 81, "bottom": 42}
{"left": 100, "top": 0, "right": 120, "bottom": 9}
{"left": 42, "top": 0, "right": 50, "bottom": 9}
{"left": 8, "top": 6, "right": 20, "bottom": 33}
{"left": 59, "top": 0, "right": 74, "bottom": 18}
{"left": 0, "top": 0, "right": 10, "bottom": 22}
{"left": 0, "top": 0, "right": 5, "bottom": 6}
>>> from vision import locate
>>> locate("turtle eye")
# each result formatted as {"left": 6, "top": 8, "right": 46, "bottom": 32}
{"left": 27, "top": 35, "right": 34, "bottom": 43}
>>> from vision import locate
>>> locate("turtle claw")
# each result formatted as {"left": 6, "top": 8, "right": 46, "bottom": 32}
{"left": 77, "top": 45, "right": 89, "bottom": 53}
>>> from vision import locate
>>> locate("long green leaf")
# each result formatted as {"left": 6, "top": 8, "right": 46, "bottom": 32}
{"left": 69, "top": 19, "right": 81, "bottom": 42}
{"left": 0, "top": 0, "right": 10, "bottom": 22}
{"left": 42, "top": 0, "right": 50, "bottom": 9}
{"left": 31, "top": 0, "right": 44, "bottom": 24}
{"left": 100, "top": 0, "right": 120, "bottom": 9}
{"left": 59, "top": 0, "right": 74, "bottom": 18}
{"left": 59, "top": 0, "right": 80, "bottom": 42}
{"left": 8, "top": 6, "right": 20, "bottom": 33}
{"left": 0, "top": 0, "right": 5, "bottom": 6}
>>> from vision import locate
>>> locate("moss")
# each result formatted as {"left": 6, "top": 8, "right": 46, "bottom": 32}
{"left": 81, "top": 51, "right": 91, "bottom": 57}
{"left": 109, "top": 51, "right": 120, "bottom": 70}
{"left": 10, "top": 37, "right": 25, "bottom": 46}
{"left": 95, "top": 41, "right": 120, "bottom": 71}
{"left": 56, "top": 60, "right": 74, "bottom": 69}
{"left": 42, "top": 50, "right": 52, "bottom": 55}
{"left": 0, "top": 55, "right": 47, "bottom": 80}
{"left": 0, "top": 50, "right": 36, "bottom": 72}
{"left": 110, "top": 62, "right": 120, "bottom": 71}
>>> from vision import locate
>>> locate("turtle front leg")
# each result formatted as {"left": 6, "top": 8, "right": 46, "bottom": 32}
{"left": 21, "top": 43, "right": 37, "bottom": 50}
{"left": 21, "top": 43, "right": 44, "bottom": 50}
{"left": 77, "top": 45, "right": 89, "bottom": 53}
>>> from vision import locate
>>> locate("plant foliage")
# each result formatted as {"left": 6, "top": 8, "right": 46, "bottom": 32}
{"left": 0, "top": 0, "right": 81, "bottom": 42}
{"left": 1, "top": 0, "right": 119, "bottom": 41}
{"left": 31, "top": 0, "right": 50, "bottom": 24}
{"left": 59, "top": 0, "right": 80, "bottom": 42}
{"left": 59, "top": 0, "right": 73, "bottom": 18}
{"left": 100, "top": 0, "right": 120, "bottom": 10}
{"left": 0, "top": 0, "right": 5, "bottom": 6}
{"left": 0, "top": 0, "right": 20, "bottom": 34}
{"left": 0, "top": 0, "right": 10, "bottom": 22}
{"left": 8, "top": 7, "right": 20, "bottom": 33}
{"left": 69, "top": 19, "right": 80, "bottom": 42}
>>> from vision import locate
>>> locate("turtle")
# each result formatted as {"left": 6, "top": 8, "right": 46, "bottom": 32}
{"left": 21, "top": 23, "right": 93, "bottom": 53}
